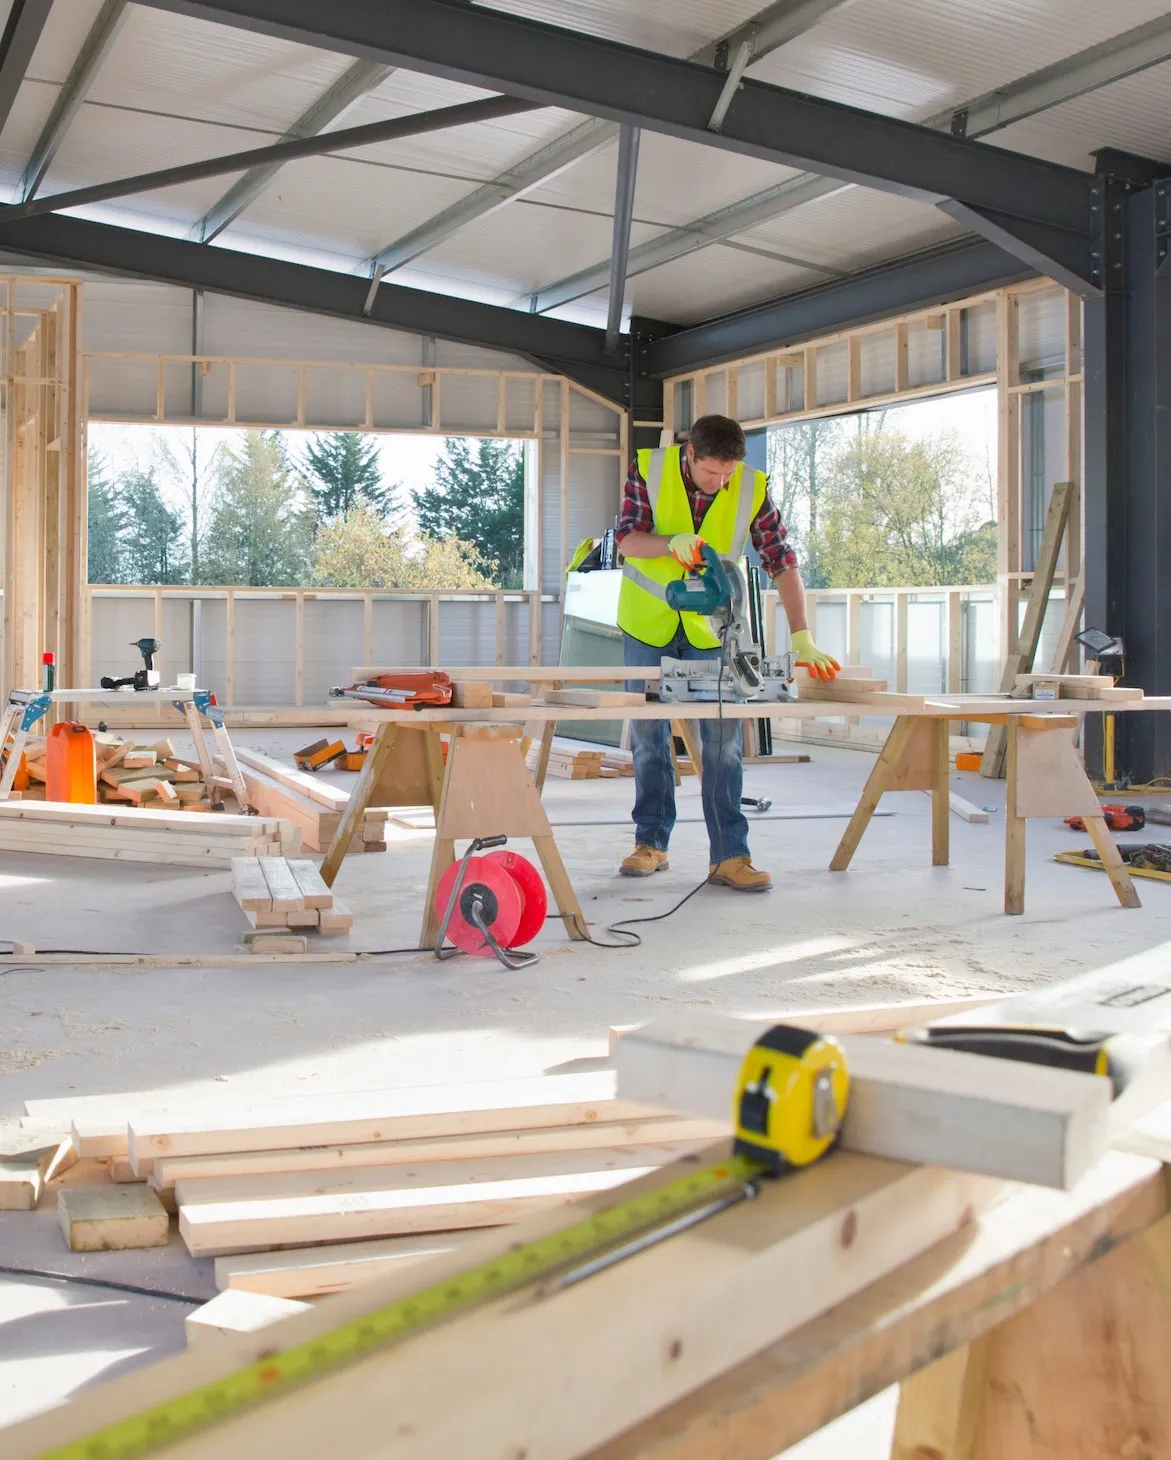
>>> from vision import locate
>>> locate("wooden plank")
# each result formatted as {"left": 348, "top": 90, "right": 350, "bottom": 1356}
{"left": 981, "top": 481, "right": 1073, "bottom": 777}
{"left": 615, "top": 1015, "right": 1110, "bottom": 1189}
{"left": 151, "top": 1116, "right": 725, "bottom": 1190}
{"left": 216, "top": 1232, "right": 482, "bottom": 1299}
{"left": 173, "top": 1144, "right": 703, "bottom": 1211}
{"left": 1, "top": 1143, "right": 999, "bottom": 1460}
{"left": 285, "top": 859, "right": 333, "bottom": 910}
{"left": 186, "top": 1290, "right": 311, "bottom": 1349}
{"left": 126, "top": 1073, "right": 656, "bottom": 1170}
{"left": 179, "top": 1159, "right": 674, "bottom": 1256}
{"left": 234, "top": 749, "right": 351, "bottom": 811}
{"left": 0, "top": 801, "right": 286, "bottom": 834}
{"left": 543, "top": 689, "right": 647, "bottom": 708}
{"left": 231, "top": 858, "right": 271, "bottom": 912}
{"left": 348, "top": 665, "right": 663, "bottom": 684}
{"left": 890, "top": 1337, "right": 989, "bottom": 1460}
{"left": 589, "top": 1152, "right": 1163, "bottom": 1460}
{"left": 257, "top": 858, "right": 303, "bottom": 913}
{"left": 58, "top": 1185, "right": 170, "bottom": 1251}
{"left": 317, "top": 897, "right": 354, "bottom": 934}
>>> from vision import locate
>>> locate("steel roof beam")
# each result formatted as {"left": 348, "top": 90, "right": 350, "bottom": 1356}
{"left": 189, "top": 56, "right": 391, "bottom": 243}
{"left": 1, "top": 95, "right": 541, "bottom": 219}
{"left": 641, "top": 236, "right": 1034, "bottom": 377}
{"left": 15, "top": 0, "right": 127, "bottom": 203}
{"left": 949, "top": 13, "right": 1171, "bottom": 137}
{"left": 0, "top": 211, "right": 629, "bottom": 397}
{"left": 604, "top": 124, "right": 639, "bottom": 353}
{"left": 0, "top": 0, "right": 54, "bottom": 140}
{"left": 131, "top": 0, "right": 1098, "bottom": 287}
{"left": 359, "top": 0, "right": 855, "bottom": 286}
{"left": 529, "top": 18, "right": 1171, "bottom": 316}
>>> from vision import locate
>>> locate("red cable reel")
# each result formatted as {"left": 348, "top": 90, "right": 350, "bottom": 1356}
{"left": 434, "top": 843, "right": 548, "bottom": 962}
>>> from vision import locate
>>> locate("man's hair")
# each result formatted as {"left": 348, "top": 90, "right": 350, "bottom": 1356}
{"left": 687, "top": 414, "right": 746, "bottom": 461}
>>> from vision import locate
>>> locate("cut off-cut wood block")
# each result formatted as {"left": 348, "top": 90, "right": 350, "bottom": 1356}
{"left": 285, "top": 860, "right": 333, "bottom": 909}
{"left": 121, "top": 751, "right": 157, "bottom": 769}
{"left": 244, "top": 935, "right": 308, "bottom": 955}
{"left": 616, "top": 1015, "right": 1112, "bottom": 1190}
{"left": 317, "top": 898, "right": 353, "bottom": 934}
{"left": 58, "top": 1185, "right": 170, "bottom": 1251}
{"left": 0, "top": 1150, "right": 53, "bottom": 1210}
{"left": 185, "top": 1289, "right": 310, "bottom": 1348}
{"left": 285, "top": 908, "right": 320, "bottom": 929}
{"left": 450, "top": 682, "right": 493, "bottom": 709}
{"left": 127, "top": 1073, "right": 657, "bottom": 1170}
{"left": 258, "top": 857, "right": 303, "bottom": 911}
{"left": 544, "top": 689, "right": 647, "bottom": 708}
{"left": 492, "top": 693, "right": 532, "bottom": 708}
{"left": 216, "top": 1232, "right": 482, "bottom": 1299}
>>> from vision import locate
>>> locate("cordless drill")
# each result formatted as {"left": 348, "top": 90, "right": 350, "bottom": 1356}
{"left": 101, "top": 638, "right": 161, "bottom": 692}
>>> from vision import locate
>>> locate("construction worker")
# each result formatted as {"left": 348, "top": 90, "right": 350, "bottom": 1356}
{"left": 616, "top": 414, "right": 840, "bottom": 892}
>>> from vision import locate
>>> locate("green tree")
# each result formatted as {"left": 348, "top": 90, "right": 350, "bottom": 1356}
{"left": 413, "top": 437, "right": 524, "bottom": 587}
{"left": 811, "top": 425, "right": 994, "bottom": 588}
{"left": 117, "top": 468, "right": 188, "bottom": 584}
{"left": 311, "top": 508, "right": 495, "bottom": 590}
{"left": 86, "top": 449, "right": 127, "bottom": 584}
{"left": 767, "top": 417, "right": 848, "bottom": 588}
{"left": 303, "top": 432, "right": 395, "bottom": 522}
{"left": 156, "top": 427, "right": 222, "bottom": 583}
{"left": 202, "top": 432, "right": 312, "bottom": 586}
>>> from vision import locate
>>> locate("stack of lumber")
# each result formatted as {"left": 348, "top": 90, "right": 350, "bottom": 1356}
{"left": 229, "top": 748, "right": 388, "bottom": 852}
{"left": 0, "top": 800, "right": 299, "bottom": 866}
{"left": 231, "top": 856, "right": 352, "bottom": 936}
{"left": 14, "top": 733, "right": 214, "bottom": 809}
{"left": 794, "top": 665, "right": 888, "bottom": 701}
{"left": 526, "top": 740, "right": 605, "bottom": 779}
{"left": 4, "top": 1073, "right": 724, "bottom": 1307}
{"left": 601, "top": 747, "right": 634, "bottom": 778}
{"left": 1015, "top": 672, "right": 1144, "bottom": 704}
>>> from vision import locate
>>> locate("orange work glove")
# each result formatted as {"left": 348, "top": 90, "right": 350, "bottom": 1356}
{"left": 791, "top": 630, "right": 841, "bottom": 681}
{"left": 668, "top": 532, "right": 706, "bottom": 568}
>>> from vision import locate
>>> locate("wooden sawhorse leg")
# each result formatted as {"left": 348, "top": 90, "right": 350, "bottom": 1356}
{"left": 892, "top": 1211, "right": 1171, "bottom": 1458}
{"left": 1003, "top": 714, "right": 1139, "bottom": 915}
{"left": 829, "top": 716, "right": 950, "bottom": 873}
{"left": 420, "top": 722, "right": 588, "bottom": 948}
{"left": 320, "top": 721, "right": 446, "bottom": 887}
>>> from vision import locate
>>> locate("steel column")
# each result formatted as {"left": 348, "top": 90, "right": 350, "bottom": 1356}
{"left": 1084, "top": 183, "right": 1171, "bottom": 782}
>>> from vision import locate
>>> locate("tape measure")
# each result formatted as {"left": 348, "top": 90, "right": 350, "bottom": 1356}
{"left": 40, "top": 1025, "right": 849, "bottom": 1460}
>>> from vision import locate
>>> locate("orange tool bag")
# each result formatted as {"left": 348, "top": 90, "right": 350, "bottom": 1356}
{"left": 341, "top": 673, "right": 453, "bottom": 709}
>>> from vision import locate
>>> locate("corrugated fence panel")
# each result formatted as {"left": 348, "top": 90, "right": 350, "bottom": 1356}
{"left": 814, "top": 342, "right": 848, "bottom": 406}
{"left": 907, "top": 322, "right": 946, "bottom": 389}
{"left": 197, "top": 598, "right": 228, "bottom": 696}
{"left": 372, "top": 598, "right": 429, "bottom": 665}
{"left": 303, "top": 368, "right": 367, "bottom": 430}
{"left": 1017, "top": 287, "right": 1066, "bottom": 374}
{"left": 859, "top": 331, "right": 895, "bottom": 397}
{"left": 965, "top": 302, "right": 997, "bottom": 375}
{"left": 304, "top": 599, "right": 364, "bottom": 702}
{"left": 233, "top": 598, "right": 296, "bottom": 704}
{"left": 737, "top": 362, "right": 766, "bottom": 422}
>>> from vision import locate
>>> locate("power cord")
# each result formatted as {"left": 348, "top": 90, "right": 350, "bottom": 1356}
{"left": 0, "top": 1264, "right": 202, "bottom": 1305}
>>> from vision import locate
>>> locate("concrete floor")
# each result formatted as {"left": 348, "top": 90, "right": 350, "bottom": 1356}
{"left": 2, "top": 730, "right": 1170, "bottom": 1450}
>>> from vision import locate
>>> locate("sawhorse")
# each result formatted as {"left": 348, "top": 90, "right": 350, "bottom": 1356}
{"left": 828, "top": 712, "right": 1140, "bottom": 913}
{"left": 320, "top": 718, "right": 588, "bottom": 948}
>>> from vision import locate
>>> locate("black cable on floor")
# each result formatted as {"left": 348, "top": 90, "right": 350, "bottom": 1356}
{"left": 0, "top": 1264, "right": 203, "bottom": 1305}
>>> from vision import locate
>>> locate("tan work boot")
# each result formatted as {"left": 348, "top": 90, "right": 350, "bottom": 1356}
{"left": 708, "top": 856, "right": 772, "bottom": 892}
{"left": 620, "top": 845, "right": 670, "bottom": 877}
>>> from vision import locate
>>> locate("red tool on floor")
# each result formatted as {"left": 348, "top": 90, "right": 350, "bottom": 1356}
{"left": 434, "top": 836, "right": 548, "bottom": 968}
{"left": 1064, "top": 804, "right": 1146, "bottom": 833}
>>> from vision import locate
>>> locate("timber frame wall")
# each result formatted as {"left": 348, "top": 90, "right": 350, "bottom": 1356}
{"left": 663, "top": 278, "right": 1084, "bottom": 677}
{"left": 0, "top": 277, "right": 85, "bottom": 699}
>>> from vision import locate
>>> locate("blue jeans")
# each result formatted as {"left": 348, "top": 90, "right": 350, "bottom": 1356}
{"left": 624, "top": 629, "right": 750, "bottom": 863}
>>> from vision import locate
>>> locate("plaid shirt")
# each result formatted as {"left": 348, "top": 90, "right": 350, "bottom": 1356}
{"left": 615, "top": 447, "right": 798, "bottom": 578}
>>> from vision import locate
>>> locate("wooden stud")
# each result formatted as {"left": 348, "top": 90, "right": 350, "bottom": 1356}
{"left": 428, "top": 593, "right": 440, "bottom": 665}
{"left": 224, "top": 590, "right": 235, "bottom": 705}
{"left": 894, "top": 591, "right": 908, "bottom": 693}
{"left": 363, "top": 593, "right": 373, "bottom": 667}
{"left": 895, "top": 321, "right": 910, "bottom": 393}
{"left": 947, "top": 590, "right": 964, "bottom": 695}
{"left": 320, "top": 722, "right": 399, "bottom": 886}
{"left": 294, "top": 591, "right": 304, "bottom": 706}
{"left": 846, "top": 336, "right": 861, "bottom": 404}
{"left": 931, "top": 718, "right": 950, "bottom": 867}
{"left": 946, "top": 306, "right": 964, "bottom": 382}
{"left": 559, "top": 379, "right": 570, "bottom": 630}
{"left": 803, "top": 346, "right": 817, "bottom": 409}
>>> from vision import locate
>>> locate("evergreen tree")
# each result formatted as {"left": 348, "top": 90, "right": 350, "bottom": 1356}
{"left": 117, "top": 468, "right": 188, "bottom": 584}
{"left": 87, "top": 450, "right": 127, "bottom": 584}
{"left": 412, "top": 438, "right": 524, "bottom": 587}
{"left": 303, "top": 432, "right": 395, "bottom": 521}
{"left": 202, "top": 431, "right": 312, "bottom": 586}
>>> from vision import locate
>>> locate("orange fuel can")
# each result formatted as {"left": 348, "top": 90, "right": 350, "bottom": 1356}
{"left": 45, "top": 721, "right": 97, "bottom": 804}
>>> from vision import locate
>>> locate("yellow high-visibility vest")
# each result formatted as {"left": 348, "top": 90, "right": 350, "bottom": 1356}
{"left": 617, "top": 447, "right": 766, "bottom": 648}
